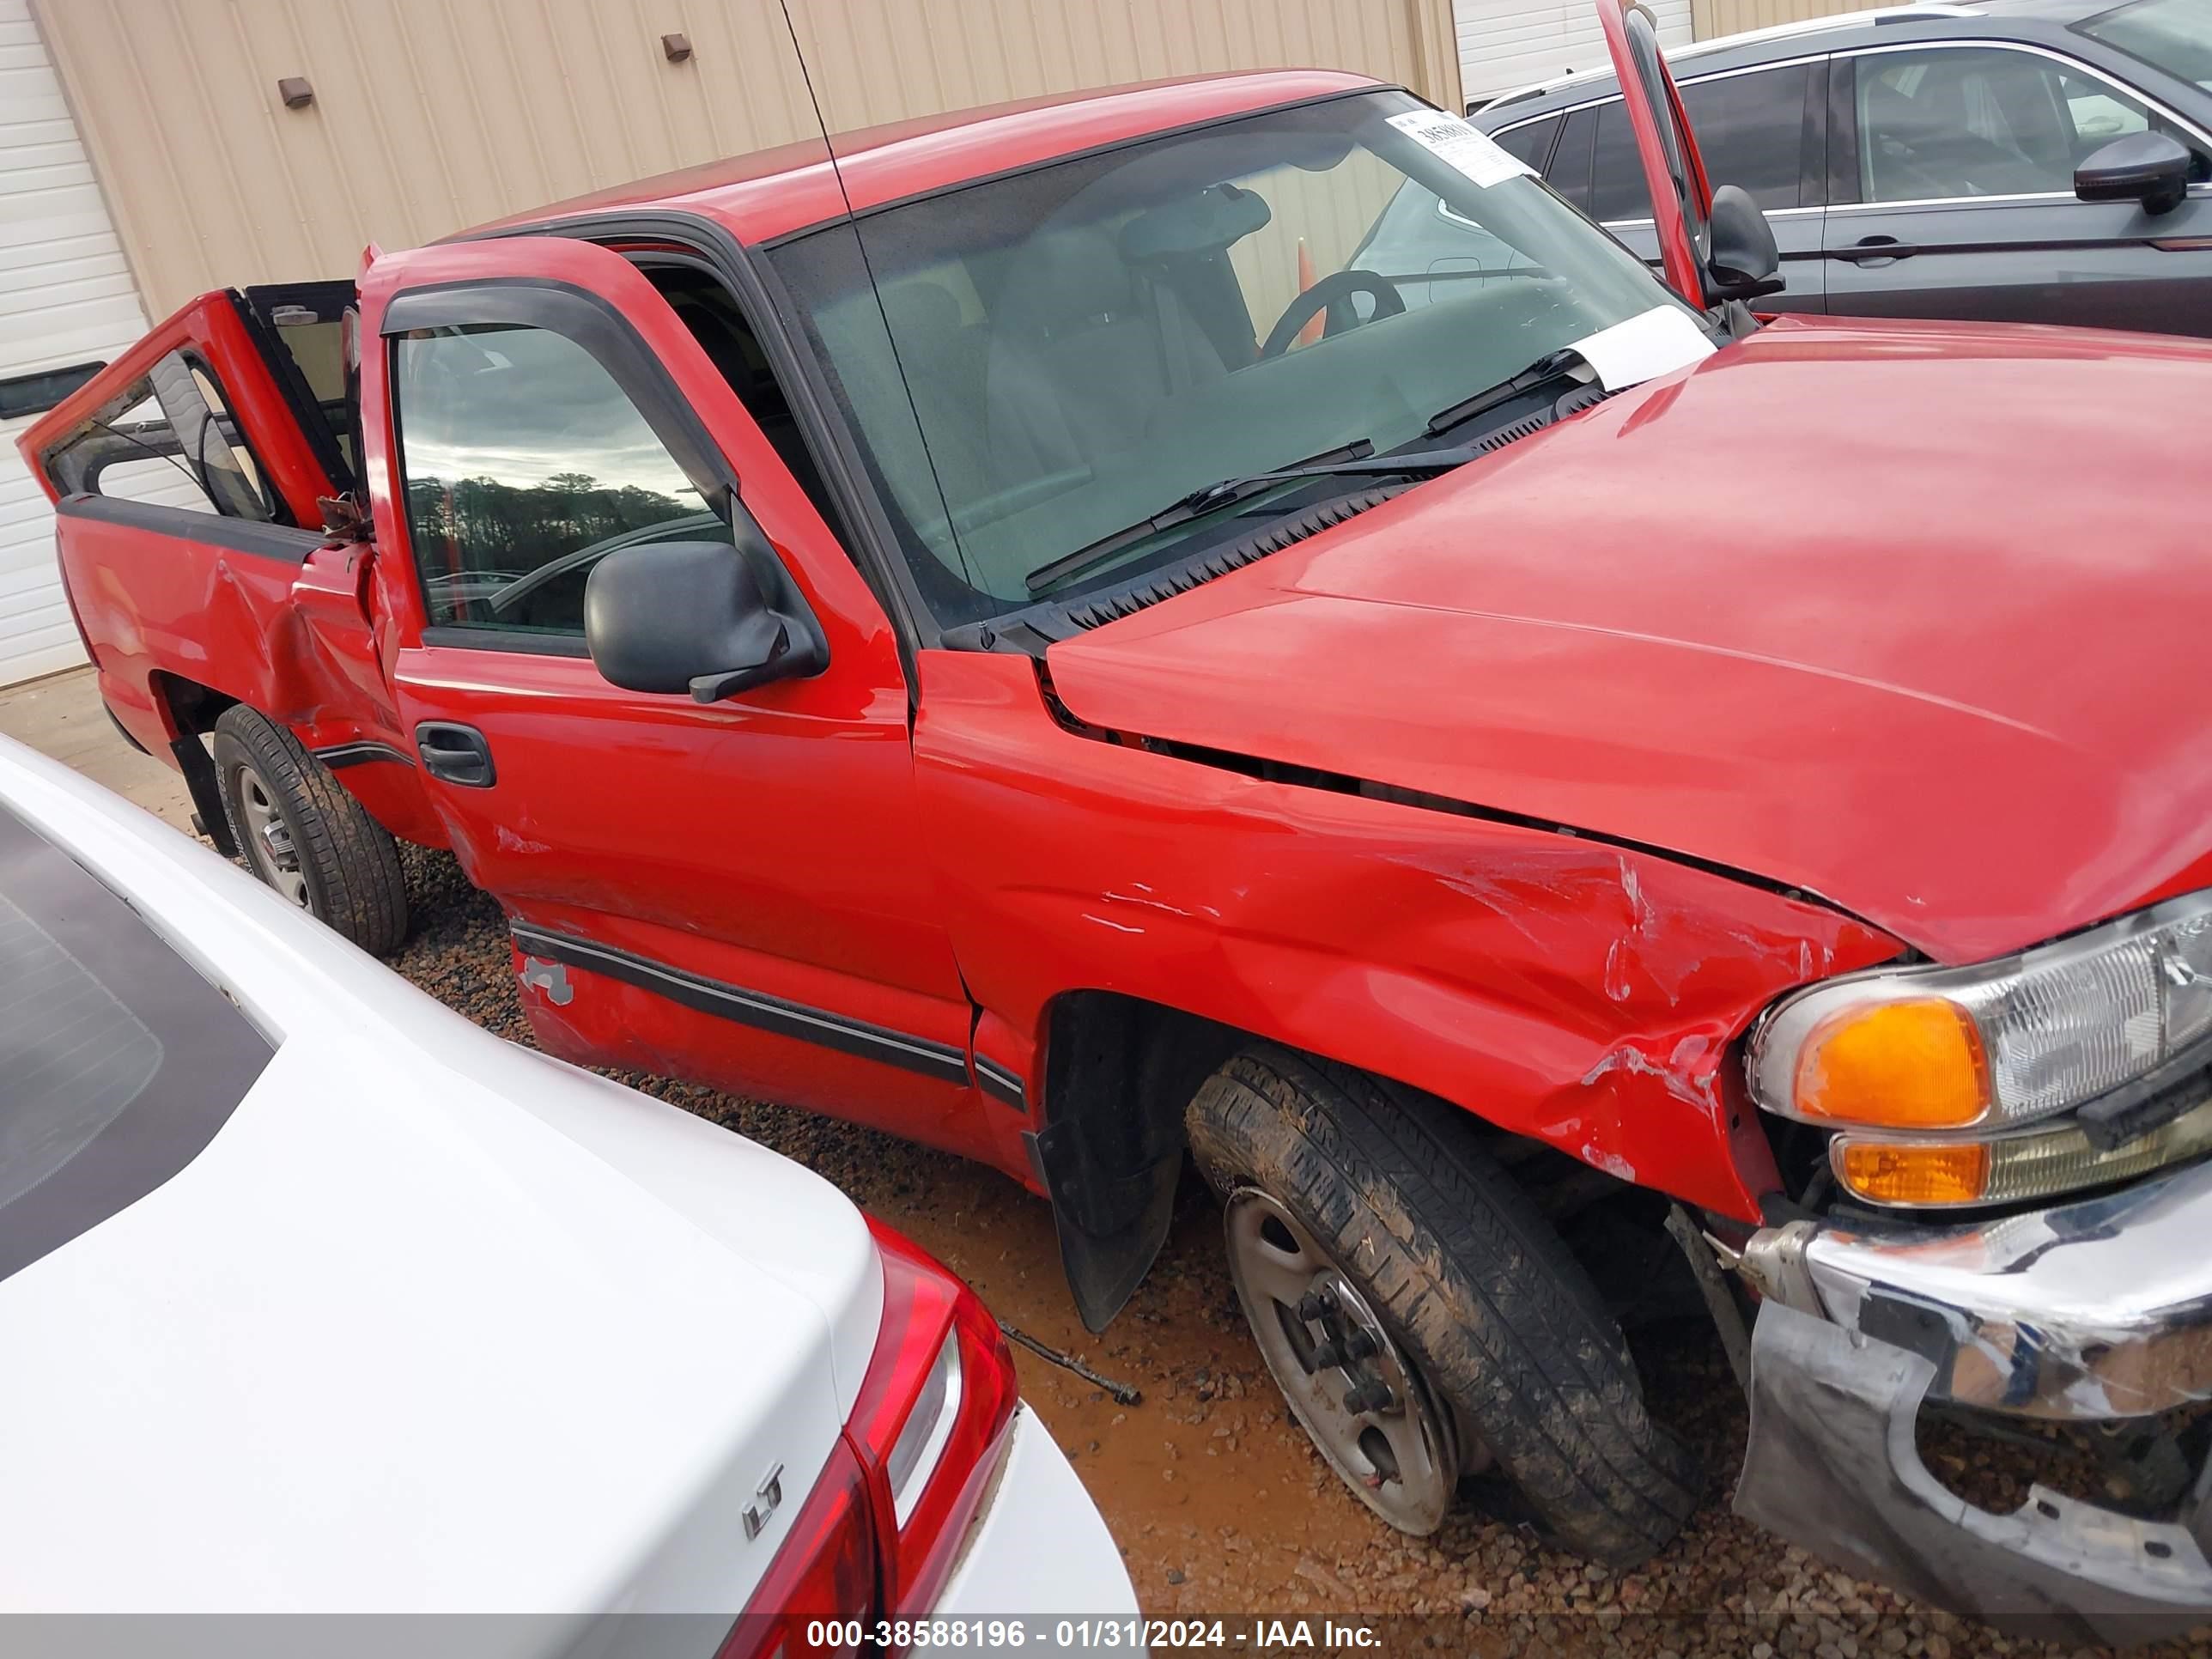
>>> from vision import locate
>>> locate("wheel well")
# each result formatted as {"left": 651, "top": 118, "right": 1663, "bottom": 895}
{"left": 1033, "top": 993, "right": 1697, "bottom": 1334}
{"left": 149, "top": 672, "right": 240, "bottom": 737}
{"left": 1027, "top": 991, "right": 1240, "bottom": 1331}
{"left": 1040, "top": 991, "right": 1240, "bottom": 1190}
{"left": 147, "top": 672, "right": 243, "bottom": 855}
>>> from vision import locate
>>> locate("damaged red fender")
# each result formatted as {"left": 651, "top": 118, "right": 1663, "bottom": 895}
{"left": 914, "top": 651, "right": 1898, "bottom": 1222}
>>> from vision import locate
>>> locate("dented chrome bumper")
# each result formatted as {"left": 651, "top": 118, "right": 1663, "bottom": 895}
{"left": 1732, "top": 1158, "right": 2212, "bottom": 1644}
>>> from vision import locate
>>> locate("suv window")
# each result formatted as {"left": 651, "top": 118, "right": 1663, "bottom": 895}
{"left": 1546, "top": 108, "right": 1598, "bottom": 216}
{"left": 44, "top": 352, "right": 273, "bottom": 520}
{"left": 2076, "top": 0, "right": 2212, "bottom": 91}
{"left": 1589, "top": 100, "right": 1651, "bottom": 222}
{"left": 1584, "top": 64, "right": 1814, "bottom": 222}
{"left": 1853, "top": 46, "right": 2209, "bottom": 203}
{"left": 1495, "top": 116, "right": 1560, "bottom": 173}
{"left": 392, "top": 323, "right": 728, "bottom": 640}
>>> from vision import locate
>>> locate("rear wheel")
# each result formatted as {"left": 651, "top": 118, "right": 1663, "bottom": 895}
{"left": 1186, "top": 1043, "right": 1701, "bottom": 1566}
{"left": 211, "top": 705, "right": 409, "bottom": 955}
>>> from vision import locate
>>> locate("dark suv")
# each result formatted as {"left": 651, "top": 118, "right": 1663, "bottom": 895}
{"left": 1452, "top": 0, "right": 2212, "bottom": 333}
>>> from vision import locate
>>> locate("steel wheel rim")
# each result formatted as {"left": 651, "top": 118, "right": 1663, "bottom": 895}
{"left": 235, "top": 764, "right": 310, "bottom": 909}
{"left": 1223, "top": 1186, "right": 1462, "bottom": 1533}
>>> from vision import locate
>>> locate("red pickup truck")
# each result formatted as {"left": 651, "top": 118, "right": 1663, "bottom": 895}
{"left": 26, "top": 3, "right": 2212, "bottom": 1636}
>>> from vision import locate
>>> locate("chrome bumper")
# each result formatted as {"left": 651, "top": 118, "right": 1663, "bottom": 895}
{"left": 1752, "top": 1154, "right": 2212, "bottom": 1421}
{"left": 1731, "top": 1158, "right": 2212, "bottom": 1644}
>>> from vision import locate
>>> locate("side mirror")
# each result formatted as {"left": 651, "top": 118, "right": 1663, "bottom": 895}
{"left": 2075, "top": 131, "right": 2192, "bottom": 216}
{"left": 585, "top": 527, "right": 828, "bottom": 703}
{"left": 1704, "top": 184, "right": 1784, "bottom": 302}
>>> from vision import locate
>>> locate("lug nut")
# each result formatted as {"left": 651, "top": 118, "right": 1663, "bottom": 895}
{"left": 1345, "top": 1381, "right": 1395, "bottom": 1415}
{"left": 1310, "top": 1340, "right": 1343, "bottom": 1369}
{"left": 1297, "top": 1291, "right": 1327, "bottom": 1322}
{"left": 1340, "top": 1329, "right": 1376, "bottom": 1361}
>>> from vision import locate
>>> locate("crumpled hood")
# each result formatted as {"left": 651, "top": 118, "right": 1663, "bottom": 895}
{"left": 1044, "top": 314, "right": 2212, "bottom": 964}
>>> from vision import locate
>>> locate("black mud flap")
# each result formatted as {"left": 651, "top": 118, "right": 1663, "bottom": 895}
{"left": 171, "top": 732, "right": 237, "bottom": 858}
{"left": 1026, "top": 1120, "right": 1179, "bottom": 1334}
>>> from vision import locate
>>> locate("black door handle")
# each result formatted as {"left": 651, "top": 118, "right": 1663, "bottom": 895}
{"left": 415, "top": 721, "right": 496, "bottom": 787}
{"left": 1836, "top": 234, "right": 1917, "bottom": 264}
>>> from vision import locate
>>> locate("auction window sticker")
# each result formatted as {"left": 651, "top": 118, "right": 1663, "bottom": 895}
{"left": 1385, "top": 109, "right": 1537, "bottom": 189}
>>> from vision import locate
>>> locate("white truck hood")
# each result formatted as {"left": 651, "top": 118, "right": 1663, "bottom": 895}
{"left": 0, "top": 739, "right": 882, "bottom": 1617}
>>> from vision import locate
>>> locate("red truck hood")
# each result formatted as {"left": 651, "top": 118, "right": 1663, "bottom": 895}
{"left": 1044, "top": 314, "right": 2212, "bottom": 965}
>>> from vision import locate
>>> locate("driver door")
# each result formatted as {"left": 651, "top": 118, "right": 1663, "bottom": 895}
{"left": 1595, "top": 0, "right": 1719, "bottom": 309}
{"left": 359, "top": 237, "right": 988, "bottom": 1157}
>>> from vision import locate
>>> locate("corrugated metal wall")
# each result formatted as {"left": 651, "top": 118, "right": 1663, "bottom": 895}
{"left": 1455, "top": 0, "right": 1691, "bottom": 106}
{"left": 31, "top": 0, "right": 1462, "bottom": 318}
{"left": 1692, "top": 0, "right": 1867, "bottom": 38}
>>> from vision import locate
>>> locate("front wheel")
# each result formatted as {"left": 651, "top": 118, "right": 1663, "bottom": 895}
{"left": 211, "top": 705, "right": 410, "bottom": 956}
{"left": 1186, "top": 1043, "right": 1700, "bottom": 1566}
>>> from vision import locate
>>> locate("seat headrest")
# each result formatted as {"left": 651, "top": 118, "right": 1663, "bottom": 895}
{"left": 996, "top": 227, "right": 1134, "bottom": 337}
{"left": 881, "top": 280, "right": 963, "bottom": 346}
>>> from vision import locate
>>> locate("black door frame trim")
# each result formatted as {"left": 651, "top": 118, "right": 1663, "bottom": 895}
{"left": 56, "top": 493, "right": 326, "bottom": 563}
{"left": 509, "top": 923, "right": 970, "bottom": 1085}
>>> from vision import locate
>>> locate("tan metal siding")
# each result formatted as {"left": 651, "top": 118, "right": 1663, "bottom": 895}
{"left": 33, "top": 0, "right": 1462, "bottom": 317}
{"left": 1692, "top": 0, "right": 1867, "bottom": 38}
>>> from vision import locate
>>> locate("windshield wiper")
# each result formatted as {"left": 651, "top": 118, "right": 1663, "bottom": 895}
{"left": 1424, "top": 348, "right": 1588, "bottom": 437}
{"left": 1024, "top": 441, "right": 1386, "bottom": 596}
{"left": 1024, "top": 432, "right": 1530, "bottom": 598}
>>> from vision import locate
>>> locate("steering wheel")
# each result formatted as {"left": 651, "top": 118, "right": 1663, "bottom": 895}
{"left": 1259, "top": 270, "right": 1406, "bottom": 359}
{"left": 486, "top": 509, "right": 726, "bottom": 617}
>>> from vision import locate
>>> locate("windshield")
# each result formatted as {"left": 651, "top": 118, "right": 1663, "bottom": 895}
{"left": 2078, "top": 0, "right": 2212, "bottom": 93}
{"left": 769, "top": 88, "right": 1698, "bottom": 625}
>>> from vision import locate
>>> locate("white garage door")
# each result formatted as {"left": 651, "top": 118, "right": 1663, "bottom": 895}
{"left": 0, "top": 0, "right": 162, "bottom": 686}
{"left": 1455, "top": 0, "right": 1692, "bottom": 107}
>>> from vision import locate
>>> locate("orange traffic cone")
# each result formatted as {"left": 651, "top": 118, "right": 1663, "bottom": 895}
{"left": 1295, "top": 239, "right": 1325, "bottom": 348}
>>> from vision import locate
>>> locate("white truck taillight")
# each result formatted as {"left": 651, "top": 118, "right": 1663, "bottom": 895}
{"left": 720, "top": 1218, "right": 1020, "bottom": 1657}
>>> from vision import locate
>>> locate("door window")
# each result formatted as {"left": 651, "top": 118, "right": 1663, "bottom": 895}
{"left": 1853, "top": 46, "right": 2208, "bottom": 204}
{"left": 1681, "top": 65, "right": 1814, "bottom": 210}
{"left": 2075, "top": 0, "right": 2212, "bottom": 92}
{"left": 44, "top": 352, "right": 272, "bottom": 520}
{"left": 1586, "top": 64, "right": 1814, "bottom": 222}
{"left": 392, "top": 323, "right": 727, "bottom": 640}
{"left": 1589, "top": 100, "right": 1653, "bottom": 222}
{"left": 1494, "top": 116, "right": 1560, "bottom": 173}
{"left": 1545, "top": 108, "right": 1598, "bottom": 216}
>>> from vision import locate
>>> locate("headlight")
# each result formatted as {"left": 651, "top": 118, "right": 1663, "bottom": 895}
{"left": 1747, "top": 890, "right": 2212, "bottom": 1133}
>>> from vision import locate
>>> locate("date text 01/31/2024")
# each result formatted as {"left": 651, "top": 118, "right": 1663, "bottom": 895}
{"left": 803, "top": 1619, "right": 1382, "bottom": 1649}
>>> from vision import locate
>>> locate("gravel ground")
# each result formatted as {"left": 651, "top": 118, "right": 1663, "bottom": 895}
{"left": 390, "top": 846, "right": 2210, "bottom": 1658}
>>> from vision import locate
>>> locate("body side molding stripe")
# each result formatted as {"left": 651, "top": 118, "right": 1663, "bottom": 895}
{"left": 508, "top": 923, "right": 972, "bottom": 1085}
{"left": 313, "top": 740, "right": 416, "bottom": 770}
{"left": 974, "top": 1055, "right": 1028, "bottom": 1111}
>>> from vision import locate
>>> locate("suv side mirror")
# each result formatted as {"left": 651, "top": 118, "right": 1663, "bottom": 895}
{"left": 1704, "top": 184, "right": 1784, "bottom": 302}
{"left": 586, "top": 526, "right": 828, "bottom": 703}
{"left": 2075, "top": 131, "right": 2192, "bottom": 215}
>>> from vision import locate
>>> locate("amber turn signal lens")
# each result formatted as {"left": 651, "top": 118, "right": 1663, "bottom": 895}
{"left": 1794, "top": 997, "right": 1990, "bottom": 1128}
{"left": 1836, "top": 1139, "right": 1992, "bottom": 1206}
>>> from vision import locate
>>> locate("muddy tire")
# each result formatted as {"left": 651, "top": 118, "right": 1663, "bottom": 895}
{"left": 1187, "top": 1042, "right": 1701, "bottom": 1567}
{"left": 211, "top": 705, "right": 409, "bottom": 956}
